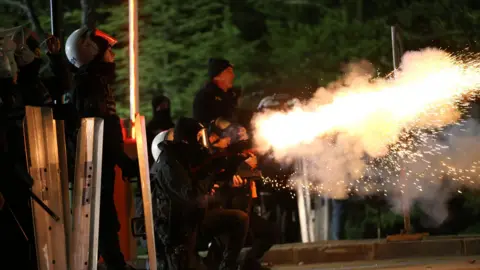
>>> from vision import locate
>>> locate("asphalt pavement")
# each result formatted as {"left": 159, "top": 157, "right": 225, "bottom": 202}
{"left": 271, "top": 256, "right": 480, "bottom": 270}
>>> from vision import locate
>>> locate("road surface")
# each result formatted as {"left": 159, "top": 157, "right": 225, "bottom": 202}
{"left": 271, "top": 256, "right": 480, "bottom": 270}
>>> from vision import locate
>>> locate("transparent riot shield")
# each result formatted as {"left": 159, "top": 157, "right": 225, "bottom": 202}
{"left": 23, "top": 106, "right": 68, "bottom": 270}
{"left": 134, "top": 113, "right": 157, "bottom": 270}
{"left": 70, "top": 118, "right": 104, "bottom": 270}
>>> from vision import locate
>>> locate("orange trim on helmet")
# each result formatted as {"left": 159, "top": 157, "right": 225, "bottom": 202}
{"left": 94, "top": 29, "right": 118, "bottom": 47}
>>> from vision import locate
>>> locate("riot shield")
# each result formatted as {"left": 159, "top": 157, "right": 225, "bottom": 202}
{"left": 134, "top": 113, "right": 157, "bottom": 270}
{"left": 70, "top": 118, "right": 104, "bottom": 270}
{"left": 56, "top": 120, "right": 72, "bottom": 255}
{"left": 23, "top": 106, "right": 68, "bottom": 270}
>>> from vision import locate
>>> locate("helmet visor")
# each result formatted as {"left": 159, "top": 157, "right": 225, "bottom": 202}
{"left": 198, "top": 128, "right": 209, "bottom": 149}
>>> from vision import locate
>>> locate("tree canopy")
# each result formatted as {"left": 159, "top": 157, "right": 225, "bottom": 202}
{"left": 2, "top": 0, "right": 480, "bottom": 118}
{"left": 2, "top": 0, "right": 480, "bottom": 238}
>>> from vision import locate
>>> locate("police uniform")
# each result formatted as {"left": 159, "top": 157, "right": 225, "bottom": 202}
{"left": 192, "top": 58, "right": 237, "bottom": 126}
{"left": 193, "top": 81, "right": 237, "bottom": 126}
{"left": 72, "top": 59, "right": 138, "bottom": 269}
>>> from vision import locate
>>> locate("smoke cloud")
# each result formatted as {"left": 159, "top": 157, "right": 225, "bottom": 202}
{"left": 253, "top": 48, "right": 480, "bottom": 226}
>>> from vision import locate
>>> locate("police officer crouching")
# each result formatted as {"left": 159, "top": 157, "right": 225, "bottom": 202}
{"left": 203, "top": 118, "right": 277, "bottom": 270}
{"left": 151, "top": 117, "right": 250, "bottom": 270}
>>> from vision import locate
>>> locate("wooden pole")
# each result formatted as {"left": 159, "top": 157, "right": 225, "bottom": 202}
{"left": 129, "top": 0, "right": 139, "bottom": 137}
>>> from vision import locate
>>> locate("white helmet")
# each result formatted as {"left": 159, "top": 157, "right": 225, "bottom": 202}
{"left": 151, "top": 128, "right": 175, "bottom": 161}
{"left": 65, "top": 27, "right": 117, "bottom": 68}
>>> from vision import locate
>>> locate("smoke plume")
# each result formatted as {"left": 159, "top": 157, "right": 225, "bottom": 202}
{"left": 253, "top": 48, "right": 480, "bottom": 225}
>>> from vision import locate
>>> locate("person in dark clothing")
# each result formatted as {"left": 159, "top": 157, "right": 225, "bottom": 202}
{"left": 193, "top": 58, "right": 237, "bottom": 126}
{"left": 12, "top": 27, "right": 77, "bottom": 182}
{"left": 11, "top": 27, "right": 71, "bottom": 106}
{"left": 0, "top": 44, "right": 37, "bottom": 269}
{"left": 151, "top": 117, "right": 211, "bottom": 270}
{"left": 141, "top": 94, "right": 174, "bottom": 269}
{"left": 151, "top": 117, "right": 249, "bottom": 270}
{"left": 234, "top": 168, "right": 277, "bottom": 270}
{"left": 147, "top": 94, "right": 174, "bottom": 165}
{"left": 202, "top": 118, "right": 276, "bottom": 270}
{"left": 65, "top": 27, "right": 138, "bottom": 270}
{"left": 257, "top": 94, "right": 302, "bottom": 243}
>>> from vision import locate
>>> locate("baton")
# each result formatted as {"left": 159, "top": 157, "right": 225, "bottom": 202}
{"left": 28, "top": 189, "right": 60, "bottom": 222}
{"left": 6, "top": 204, "right": 29, "bottom": 241}
{"left": 11, "top": 164, "right": 61, "bottom": 222}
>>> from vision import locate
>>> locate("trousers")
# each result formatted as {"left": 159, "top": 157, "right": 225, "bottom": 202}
{"left": 98, "top": 165, "right": 127, "bottom": 270}
{"left": 201, "top": 208, "right": 249, "bottom": 270}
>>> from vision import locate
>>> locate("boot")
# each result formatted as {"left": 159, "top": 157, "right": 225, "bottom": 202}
{"left": 241, "top": 259, "right": 271, "bottom": 270}
{"left": 218, "top": 260, "right": 239, "bottom": 270}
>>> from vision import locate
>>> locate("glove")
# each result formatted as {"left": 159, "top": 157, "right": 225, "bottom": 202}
{"left": 121, "top": 158, "right": 140, "bottom": 178}
{"left": 227, "top": 139, "right": 253, "bottom": 155}
{"left": 0, "top": 191, "right": 4, "bottom": 211}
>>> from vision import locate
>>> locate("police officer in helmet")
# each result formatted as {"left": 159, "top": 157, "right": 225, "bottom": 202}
{"left": 150, "top": 117, "right": 211, "bottom": 270}
{"left": 65, "top": 26, "right": 138, "bottom": 270}
{"left": 151, "top": 117, "right": 250, "bottom": 270}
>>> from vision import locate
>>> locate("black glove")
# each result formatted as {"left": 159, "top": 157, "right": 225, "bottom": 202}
{"left": 0, "top": 191, "right": 4, "bottom": 211}
{"left": 227, "top": 139, "right": 253, "bottom": 155}
{"left": 121, "top": 157, "right": 140, "bottom": 178}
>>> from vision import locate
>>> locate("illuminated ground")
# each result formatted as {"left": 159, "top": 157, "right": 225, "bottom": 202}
{"left": 134, "top": 236, "right": 480, "bottom": 269}
{"left": 271, "top": 256, "right": 480, "bottom": 269}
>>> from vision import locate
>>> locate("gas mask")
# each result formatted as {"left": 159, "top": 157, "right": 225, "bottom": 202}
{"left": 173, "top": 127, "right": 210, "bottom": 167}
{"left": 207, "top": 119, "right": 249, "bottom": 152}
{"left": 12, "top": 27, "right": 38, "bottom": 68}
{"left": 14, "top": 43, "right": 36, "bottom": 67}
{"left": 0, "top": 49, "right": 12, "bottom": 78}
{"left": 0, "top": 31, "right": 18, "bottom": 79}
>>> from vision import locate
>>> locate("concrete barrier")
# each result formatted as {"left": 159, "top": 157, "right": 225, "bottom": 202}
{"left": 132, "top": 235, "right": 480, "bottom": 268}
{"left": 261, "top": 235, "right": 480, "bottom": 265}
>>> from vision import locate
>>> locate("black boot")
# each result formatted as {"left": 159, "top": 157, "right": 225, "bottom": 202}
{"left": 241, "top": 259, "right": 271, "bottom": 270}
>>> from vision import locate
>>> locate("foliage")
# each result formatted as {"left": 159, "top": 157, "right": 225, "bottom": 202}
{"left": 96, "top": 0, "right": 261, "bottom": 119}
{"left": 264, "top": 9, "right": 391, "bottom": 94}
{"left": 3, "top": 0, "right": 480, "bottom": 239}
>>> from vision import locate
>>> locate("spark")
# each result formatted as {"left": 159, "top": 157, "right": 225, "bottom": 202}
{"left": 253, "top": 48, "right": 480, "bottom": 199}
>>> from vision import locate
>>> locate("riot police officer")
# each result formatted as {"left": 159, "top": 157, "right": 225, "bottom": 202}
{"left": 203, "top": 118, "right": 277, "bottom": 270}
{"left": 150, "top": 117, "right": 209, "bottom": 270}
{"left": 0, "top": 34, "right": 37, "bottom": 269}
{"left": 193, "top": 58, "right": 238, "bottom": 126}
{"left": 151, "top": 117, "right": 250, "bottom": 270}
{"left": 65, "top": 27, "right": 138, "bottom": 270}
